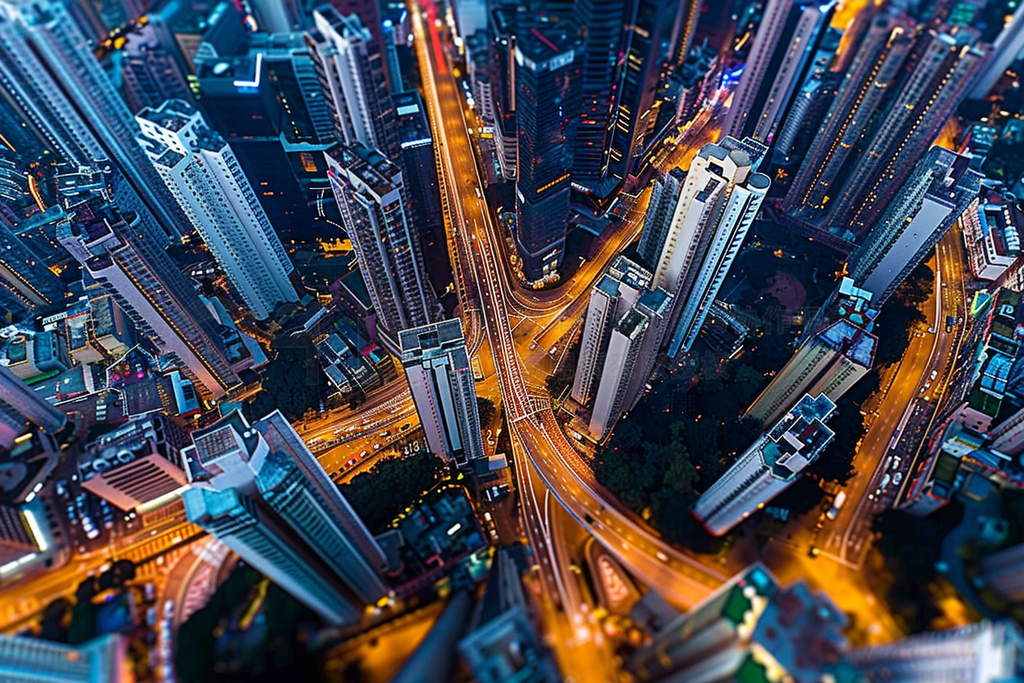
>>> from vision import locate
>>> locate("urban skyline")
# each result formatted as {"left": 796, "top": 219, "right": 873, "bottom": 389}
{"left": 0, "top": 0, "right": 1023, "bottom": 681}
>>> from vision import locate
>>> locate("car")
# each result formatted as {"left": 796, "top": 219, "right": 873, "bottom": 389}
{"left": 548, "top": 347, "right": 558, "bottom": 356}
{"left": 163, "top": 600, "right": 174, "bottom": 619}
{"left": 826, "top": 491, "right": 847, "bottom": 520}
{"left": 359, "top": 450, "right": 369, "bottom": 459}
{"left": 929, "top": 370, "right": 938, "bottom": 381}
{"left": 379, "top": 430, "right": 390, "bottom": 438}
{"left": 373, "top": 443, "right": 382, "bottom": 450}
{"left": 400, "top": 423, "right": 412, "bottom": 432}
{"left": 55, "top": 481, "right": 67, "bottom": 497}
{"left": 808, "top": 546, "right": 820, "bottom": 558}
{"left": 879, "top": 473, "right": 891, "bottom": 490}
{"left": 655, "top": 551, "right": 668, "bottom": 562}
{"left": 891, "top": 456, "right": 901, "bottom": 470}
{"left": 893, "top": 472, "right": 904, "bottom": 485}
{"left": 345, "top": 458, "right": 358, "bottom": 468}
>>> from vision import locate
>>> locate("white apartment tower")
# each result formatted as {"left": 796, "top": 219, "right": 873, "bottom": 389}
{"left": 693, "top": 393, "right": 836, "bottom": 536}
{"left": 400, "top": 320, "right": 484, "bottom": 467}
{"left": 651, "top": 138, "right": 770, "bottom": 359}
{"left": 136, "top": 100, "right": 299, "bottom": 320}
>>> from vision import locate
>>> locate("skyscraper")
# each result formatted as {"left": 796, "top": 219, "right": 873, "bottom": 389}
{"left": 692, "top": 393, "right": 836, "bottom": 537}
{"left": 137, "top": 100, "right": 299, "bottom": 321}
{"left": 118, "top": 20, "right": 191, "bottom": 114}
{"left": 827, "top": 32, "right": 986, "bottom": 238}
{"left": 513, "top": 20, "right": 582, "bottom": 281}
{"left": 847, "top": 147, "right": 982, "bottom": 306}
{"left": 57, "top": 195, "right": 243, "bottom": 400}
{"left": 183, "top": 486, "right": 362, "bottom": 626}
{"left": 636, "top": 167, "right": 686, "bottom": 270}
{"left": 399, "top": 320, "right": 484, "bottom": 466}
{"left": 783, "top": 15, "right": 915, "bottom": 221}
{"left": 649, "top": 138, "right": 770, "bottom": 358}
{"left": 325, "top": 143, "right": 434, "bottom": 343}
{"left": 0, "top": 0, "right": 187, "bottom": 242}
{"left": 628, "top": 563, "right": 854, "bottom": 683}
{"left": 722, "top": 0, "right": 835, "bottom": 144}
{"left": 0, "top": 633, "right": 127, "bottom": 683}
{"left": 183, "top": 410, "right": 389, "bottom": 623}
{"left": 969, "top": 3, "right": 1024, "bottom": 99}
{"left": 309, "top": 6, "right": 399, "bottom": 159}
{"left": 847, "top": 620, "right": 1024, "bottom": 682}
{"left": 572, "top": 256, "right": 672, "bottom": 440}
{"left": 0, "top": 364, "right": 67, "bottom": 438}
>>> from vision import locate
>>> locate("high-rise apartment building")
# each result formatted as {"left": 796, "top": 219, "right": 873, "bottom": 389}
{"left": 847, "top": 147, "right": 982, "bottom": 306}
{"left": 309, "top": 6, "right": 399, "bottom": 159}
{"left": 784, "top": 15, "right": 915, "bottom": 222}
{"left": 325, "top": 143, "right": 434, "bottom": 342}
{"left": 513, "top": 21, "right": 582, "bottom": 281}
{"left": 137, "top": 100, "right": 299, "bottom": 321}
{"left": 183, "top": 410, "right": 389, "bottom": 624}
{"left": 628, "top": 563, "right": 854, "bottom": 683}
{"left": 693, "top": 393, "right": 836, "bottom": 536}
{"left": 827, "top": 32, "right": 986, "bottom": 238}
{"left": 649, "top": 138, "right": 770, "bottom": 358}
{"left": 0, "top": 0, "right": 187, "bottom": 242}
{"left": 119, "top": 20, "right": 191, "bottom": 114}
{"left": 79, "top": 414, "right": 189, "bottom": 511}
{"left": 636, "top": 167, "right": 687, "bottom": 271}
{"left": 969, "top": 3, "right": 1024, "bottom": 99}
{"left": 847, "top": 620, "right": 1024, "bottom": 682}
{"left": 57, "top": 196, "right": 243, "bottom": 400}
{"left": 571, "top": 256, "right": 671, "bottom": 440}
{"left": 722, "top": 0, "right": 835, "bottom": 144}
{"left": 399, "top": 320, "right": 484, "bottom": 466}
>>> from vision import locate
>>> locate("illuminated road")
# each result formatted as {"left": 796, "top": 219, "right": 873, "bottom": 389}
{"left": 412, "top": 3, "right": 728, "bottom": 639}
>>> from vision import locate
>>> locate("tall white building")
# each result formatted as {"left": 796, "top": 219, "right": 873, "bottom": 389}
{"left": 693, "top": 393, "right": 836, "bottom": 537}
{"left": 0, "top": 0, "right": 187, "bottom": 241}
{"left": 136, "top": 100, "right": 299, "bottom": 320}
{"left": 308, "top": 6, "right": 398, "bottom": 158}
{"left": 325, "top": 143, "right": 434, "bottom": 342}
{"left": 0, "top": 633, "right": 128, "bottom": 683}
{"left": 400, "top": 320, "right": 484, "bottom": 466}
{"left": 0, "top": 364, "right": 66, "bottom": 440}
{"left": 847, "top": 146, "right": 982, "bottom": 306}
{"left": 572, "top": 257, "right": 672, "bottom": 441}
{"left": 182, "top": 410, "right": 389, "bottom": 625}
{"left": 848, "top": 620, "right": 1024, "bottom": 683}
{"left": 650, "top": 138, "right": 770, "bottom": 358}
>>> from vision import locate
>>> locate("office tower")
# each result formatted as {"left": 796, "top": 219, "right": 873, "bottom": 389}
{"left": 629, "top": 563, "right": 854, "bottom": 683}
{"left": 969, "top": 3, "right": 1024, "bottom": 99}
{"left": 0, "top": 0, "right": 187, "bottom": 242}
{"left": 650, "top": 138, "right": 770, "bottom": 359}
{"left": 183, "top": 486, "right": 361, "bottom": 626}
{"left": 309, "top": 7, "right": 399, "bottom": 159}
{"left": 693, "top": 394, "right": 836, "bottom": 536}
{"left": 572, "top": 0, "right": 628, "bottom": 187}
{"left": 193, "top": 33, "right": 336, "bottom": 240}
{"left": 636, "top": 168, "right": 686, "bottom": 270}
{"left": 605, "top": 0, "right": 679, "bottom": 185}
{"left": 183, "top": 410, "right": 388, "bottom": 622}
{"left": 848, "top": 620, "right": 1024, "bottom": 682}
{"left": 137, "top": 100, "right": 299, "bottom": 321}
{"left": 392, "top": 89, "right": 446, "bottom": 290}
{"left": 513, "top": 21, "right": 582, "bottom": 281}
{"left": 0, "top": 633, "right": 127, "bottom": 683}
{"left": 828, "top": 32, "right": 986, "bottom": 238}
{"left": 325, "top": 143, "right": 434, "bottom": 342}
{"left": 0, "top": 364, "right": 66, "bottom": 437}
{"left": 119, "top": 21, "right": 191, "bottom": 114}
{"left": 79, "top": 414, "right": 189, "bottom": 512}
{"left": 784, "top": 15, "right": 915, "bottom": 220}
{"left": 57, "top": 196, "right": 243, "bottom": 400}
{"left": 0, "top": 222, "right": 66, "bottom": 317}
{"left": 847, "top": 147, "right": 982, "bottom": 306}
{"left": 490, "top": 7, "right": 517, "bottom": 180}
{"left": 399, "top": 320, "right": 484, "bottom": 466}
{"left": 670, "top": 0, "right": 703, "bottom": 70}
{"left": 722, "top": 0, "right": 835, "bottom": 143}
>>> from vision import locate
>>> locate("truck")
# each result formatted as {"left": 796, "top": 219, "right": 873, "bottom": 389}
{"left": 826, "top": 491, "right": 847, "bottom": 520}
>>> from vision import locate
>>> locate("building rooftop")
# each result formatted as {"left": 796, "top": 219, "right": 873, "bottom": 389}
{"left": 399, "top": 319, "right": 466, "bottom": 360}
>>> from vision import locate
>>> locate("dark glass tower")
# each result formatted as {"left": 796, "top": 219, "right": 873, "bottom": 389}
{"left": 514, "top": 19, "right": 582, "bottom": 282}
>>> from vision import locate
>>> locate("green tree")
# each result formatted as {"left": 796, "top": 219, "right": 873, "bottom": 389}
{"left": 664, "top": 450, "right": 699, "bottom": 496}
{"left": 477, "top": 397, "right": 496, "bottom": 426}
